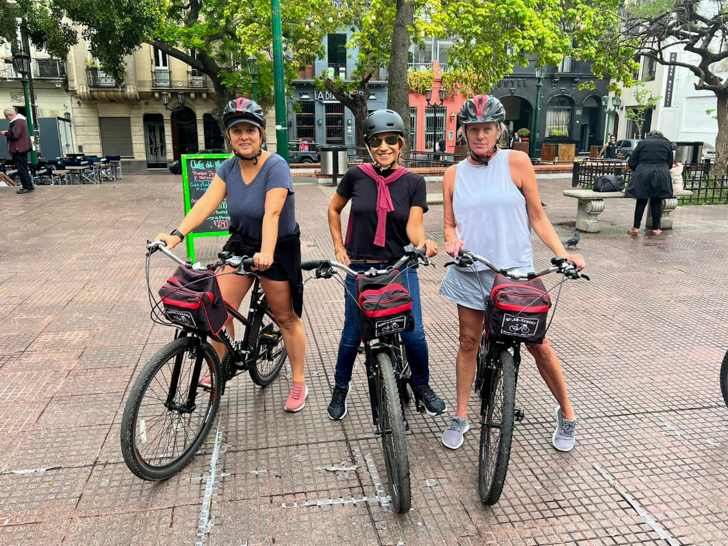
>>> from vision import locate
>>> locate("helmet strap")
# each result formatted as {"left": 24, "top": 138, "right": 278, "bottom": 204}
{"left": 467, "top": 141, "right": 499, "bottom": 166}
{"left": 365, "top": 146, "right": 396, "bottom": 172}
{"left": 234, "top": 148, "right": 262, "bottom": 166}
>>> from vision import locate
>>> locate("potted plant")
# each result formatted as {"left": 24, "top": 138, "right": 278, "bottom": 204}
{"left": 517, "top": 128, "right": 530, "bottom": 142}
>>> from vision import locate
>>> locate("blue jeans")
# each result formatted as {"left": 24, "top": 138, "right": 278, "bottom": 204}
{"left": 334, "top": 263, "right": 430, "bottom": 388}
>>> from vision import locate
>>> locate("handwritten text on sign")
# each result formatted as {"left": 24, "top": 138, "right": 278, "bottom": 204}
{"left": 184, "top": 156, "right": 232, "bottom": 234}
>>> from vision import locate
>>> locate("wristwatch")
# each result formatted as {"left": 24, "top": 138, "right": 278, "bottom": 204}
{"left": 170, "top": 229, "right": 185, "bottom": 242}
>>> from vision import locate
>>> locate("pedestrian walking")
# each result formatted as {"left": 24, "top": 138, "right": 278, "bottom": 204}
{"left": 2, "top": 108, "right": 34, "bottom": 194}
{"left": 599, "top": 135, "right": 617, "bottom": 159}
{"left": 153, "top": 97, "right": 309, "bottom": 412}
{"left": 626, "top": 130, "right": 673, "bottom": 235}
{"left": 326, "top": 109, "right": 446, "bottom": 421}
{"left": 439, "top": 94, "right": 586, "bottom": 451}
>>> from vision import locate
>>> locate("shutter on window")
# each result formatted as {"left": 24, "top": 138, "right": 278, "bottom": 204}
{"left": 99, "top": 117, "right": 134, "bottom": 157}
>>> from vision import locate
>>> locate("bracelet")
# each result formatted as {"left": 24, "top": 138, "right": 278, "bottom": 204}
{"left": 335, "top": 246, "right": 345, "bottom": 253}
{"left": 170, "top": 229, "right": 185, "bottom": 242}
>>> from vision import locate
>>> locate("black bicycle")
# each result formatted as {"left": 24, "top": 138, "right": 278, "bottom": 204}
{"left": 302, "top": 245, "right": 432, "bottom": 514}
{"left": 720, "top": 349, "right": 728, "bottom": 409}
{"left": 120, "top": 241, "right": 287, "bottom": 481}
{"left": 452, "top": 249, "right": 587, "bottom": 505}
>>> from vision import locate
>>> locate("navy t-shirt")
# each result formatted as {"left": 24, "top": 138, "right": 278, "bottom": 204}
{"left": 337, "top": 166, "right": 428, "bottom": 262}
{"left": 216, "top": 154, "right": 296, "bottom": 241}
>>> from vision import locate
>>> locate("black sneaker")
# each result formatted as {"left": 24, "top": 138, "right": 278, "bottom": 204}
{"left": 413, "top": 384, "right": 447, "bottom": 416}
{"left": 327, "top": 384, "right": 350, "bottom": 420}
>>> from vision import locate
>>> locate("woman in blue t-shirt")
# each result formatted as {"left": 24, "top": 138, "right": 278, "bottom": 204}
{"left": 326, "top": 109, "right": 446, "bottom": 420}
{"left": 155, "top": 98, "right": 308, "bottom": 413}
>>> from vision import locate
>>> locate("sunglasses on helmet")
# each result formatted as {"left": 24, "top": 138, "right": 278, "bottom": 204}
{"left": 368, "top": 135, "right": 400, "bottom": 148}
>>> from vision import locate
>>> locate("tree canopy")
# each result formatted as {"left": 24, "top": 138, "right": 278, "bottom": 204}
{"left": 621, "top": 0, "right": 728, "bottom": 172}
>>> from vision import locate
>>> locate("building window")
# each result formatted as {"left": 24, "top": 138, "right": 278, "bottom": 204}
{"left": 296, "top": 102, "right": 315, "bottom": 140}
{"left": 437, "top": 41, "right": 452, "bottom": 71}
{"left": 325, "top": 103, "right": 344, "bottom": 143}
{"left": 409, "top": 40, "right": 434, "bottom": 70}
{"left": 545, "top": 96, "right": 572, "bottom": 137}
{"left": 425, "top": 107, "right": 445, "bottom": 150}
{"left": 409, "top": 107, "right": 417, "bottom": 149}
{"left": 327, "top": 34, "right": 347, "bottom": 78}
{"left": 642, "top": 56, "right": 656, "bottom": 82}
{"left": 558, "top": 56, "right": 574, "bottom": 73}
{"left": 99, "top": 117, "right": 134, "bottom": 157}
{"left": 154, "top": 47, "right": 168, "bottom": 68}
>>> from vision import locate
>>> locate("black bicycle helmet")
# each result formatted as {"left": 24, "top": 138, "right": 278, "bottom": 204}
{"left": 362, "top": 109, "right": 405, "bottom": 140}
{"left": 222, "top": 97, "right": 266, "bottom": 130}
{"left": 458, "top": 94, "right": 505, "bottom": 125}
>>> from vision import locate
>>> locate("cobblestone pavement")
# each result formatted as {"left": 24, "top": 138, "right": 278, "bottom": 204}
{"left": 1, "top": 174, "right": 727, "bottom": 546}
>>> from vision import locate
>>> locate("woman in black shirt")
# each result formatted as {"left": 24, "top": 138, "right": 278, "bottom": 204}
{"left": 326, "top": 109, "right": 446, "bottom": 420}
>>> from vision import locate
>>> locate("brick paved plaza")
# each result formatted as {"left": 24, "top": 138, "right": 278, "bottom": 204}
{"left": 1, "top": 174, "right": 727, "bottom": 545}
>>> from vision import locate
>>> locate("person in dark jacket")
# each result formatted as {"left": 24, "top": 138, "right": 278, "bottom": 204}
{"left": 2, "top": 108, "right": 34, "bottom": 194}
{"left": 626, "top": 131, "right": 673, "bottom": 235}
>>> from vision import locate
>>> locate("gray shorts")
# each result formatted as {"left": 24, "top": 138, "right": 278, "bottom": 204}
{"left": 439, "top": 267, "right": 497, "bottom": 311}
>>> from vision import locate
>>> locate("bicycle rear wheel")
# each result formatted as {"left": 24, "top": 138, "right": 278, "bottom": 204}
{"left": 478, "top": 347, "right": 516, "bottom": 505}
{"left": 248, "top": 296, "right": 287, "bottom": 386}
{"left": 376, "top": 352, "right": 411, "bottom": 513}
{"left": 720, "top": 349, "right": 728, "bottom": 408}
{"left": 120, "top": 336, "right": 222, "bottom": 481}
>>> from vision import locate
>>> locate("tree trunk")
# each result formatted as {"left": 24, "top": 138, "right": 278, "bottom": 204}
{"left": 388, "top": 0, "right": 414, "bottom": 144}
{"left": 211, "top": 76, "right": 236, "bottom": 147}
{"left": 323, "top": 78, "right": 371, "bottom": 143}
{"left": 715, "top": 90, "right": 728, "bottom": 175}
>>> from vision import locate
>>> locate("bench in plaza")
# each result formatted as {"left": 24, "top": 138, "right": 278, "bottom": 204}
{"left": 562, "top": 188, "right": 693, "bottom": 233}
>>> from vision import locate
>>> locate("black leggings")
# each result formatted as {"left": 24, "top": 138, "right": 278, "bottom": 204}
{"left": 634, "top": 197, "right": 662, "bottom": 230}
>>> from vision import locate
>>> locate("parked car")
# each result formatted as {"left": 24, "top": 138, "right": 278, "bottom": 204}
{"left": 168, "top": 148, "right": 228, "bottom": 175}
{"left": 288, "top": 140, "right": 320, "bottom": 163}
{"left": 615, "top": 139, "right": 640, "bottom": 160}
{"left": 701, "top": 142, "right": 716, "bottom": 161}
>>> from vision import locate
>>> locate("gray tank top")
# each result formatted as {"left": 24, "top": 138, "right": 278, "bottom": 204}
{"left": 452, "top": 150, "right": 533, "bottom": 271}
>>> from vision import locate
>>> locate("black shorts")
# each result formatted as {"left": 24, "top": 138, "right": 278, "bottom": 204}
{"left": 222, "top": 235, "right": 288, "bottom": 282}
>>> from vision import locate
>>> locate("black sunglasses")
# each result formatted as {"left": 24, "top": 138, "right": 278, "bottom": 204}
{"left": 368, "top": 135, "right": 400, "bottom": 148}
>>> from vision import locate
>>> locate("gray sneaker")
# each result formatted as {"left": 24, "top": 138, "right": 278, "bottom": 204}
{"left": 552, "top": 406, "right": 580, "bottom": 452}
{"left": 441, "top": 417, "right": 470, "bottom": 450}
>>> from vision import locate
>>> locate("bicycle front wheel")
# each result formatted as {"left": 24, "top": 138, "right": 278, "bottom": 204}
{"left": 478, "top": 348, "right": 516, "bottom": 505}
{"left": 248, "top": 296, "right": 287, "bottom": 386}
{"left": 120, "top": 336, "right": 222, "bottom": 481}
{"left": 376, "top": 352, "right": 411, "bottom": 513}
{"left": 721, "top": 349, "right": 728, "bottom": 408}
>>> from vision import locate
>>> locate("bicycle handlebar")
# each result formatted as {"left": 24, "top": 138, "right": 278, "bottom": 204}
{"left": 146, "top": 240, "right": 256, "bottom": 273}
{"left": 302, "top": 244, "right": 430, "bottom": 279}
{"left": 451, "top": 249, "right": 589, "bottom": 281}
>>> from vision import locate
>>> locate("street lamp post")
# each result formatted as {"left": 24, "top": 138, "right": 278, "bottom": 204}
{"left": 530, "top": 65, "right": 546, "bottom": 159}
{"left": 271, "top": 0, "right": 289, "bottom": 162}
{"left": 425, "top": 88, "right": 447, "bottom": 159}
{"left": 247, "top": 55, "right": 259, "bottom": 102}
{"left": 601, "top": 95, "right": 622, "bottom": 145}
{"left": 11, "top": 51, "right": 37, "bottom": 165}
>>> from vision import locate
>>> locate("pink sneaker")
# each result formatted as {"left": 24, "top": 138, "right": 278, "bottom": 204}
{"left": 285, "top": 382, "right": 308, "bottom": 412}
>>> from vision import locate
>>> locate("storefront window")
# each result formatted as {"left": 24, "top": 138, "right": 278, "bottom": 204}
{"left": 545, "top": 96, "right": 572, "bottom": 137}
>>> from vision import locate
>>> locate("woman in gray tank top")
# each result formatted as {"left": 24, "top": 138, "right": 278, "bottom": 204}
{"left": 439, "top": 95, "right": 586, "bottom": 453}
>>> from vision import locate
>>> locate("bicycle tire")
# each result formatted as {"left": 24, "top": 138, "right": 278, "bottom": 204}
{"left": 478, "top": 348, "right": 516, "bottom": 505}
{"left": 248, "top": 296, "right": 287, "bottom": 387}
{"left": 721, "top": 349, "right": 728, "bottom": 409}
{"left": 376, "top": 351, "right": 412, "bottom": 513}
{"left": 120, "top": 336, "right": 222, "bottom": 481}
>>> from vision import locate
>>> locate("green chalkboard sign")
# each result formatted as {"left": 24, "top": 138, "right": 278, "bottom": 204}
{"left": 181, "top": 153, "right": 232, "bottom": 261}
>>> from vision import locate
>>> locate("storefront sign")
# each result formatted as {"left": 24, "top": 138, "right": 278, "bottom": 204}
{"left": 664, "top": 53, "right": 677, "bottom": 108}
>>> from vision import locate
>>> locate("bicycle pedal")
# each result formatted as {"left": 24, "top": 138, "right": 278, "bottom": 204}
{"left": 514, "top": 408, "right": 525, "bottom": 422}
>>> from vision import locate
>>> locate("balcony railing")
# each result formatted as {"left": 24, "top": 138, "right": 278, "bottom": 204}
{"left": 188, "top": 71, "right": 206, "bottom": 88}
{"left": 87, "top": 67, "right": 117, "bottom": 88}
{"left": 408, "top": 62, "right": 432, "bottom": 71}
{"left": 152, "top": 69, "right": 171, "bottom": 88}
{"left": 33, "top": 59, "right": 62, "bottom": 78}
{"left": 327, "top": 63, "right": 347, "bottom": 79}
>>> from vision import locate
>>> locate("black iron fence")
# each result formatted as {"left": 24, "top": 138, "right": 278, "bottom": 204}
{"left": 572, "top": 158, "right": 727, "bottom": 204}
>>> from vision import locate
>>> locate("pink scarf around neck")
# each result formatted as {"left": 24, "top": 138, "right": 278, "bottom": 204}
{"left": 357, "top": 163, "right": 410, "bottom": 247}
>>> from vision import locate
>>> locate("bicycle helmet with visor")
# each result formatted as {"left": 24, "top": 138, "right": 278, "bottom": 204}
{"left": 223, "top": 97, "right": 266, "bottom": 164}
{"left": 362, "top": 109, "right": 406, "bottom": 170}
{"left": 458, "top": 94, "right": 506, "bottom": 165}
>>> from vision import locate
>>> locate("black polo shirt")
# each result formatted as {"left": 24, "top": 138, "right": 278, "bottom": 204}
{"left": 337, "top": 165, "right": 428, "bottom": 262}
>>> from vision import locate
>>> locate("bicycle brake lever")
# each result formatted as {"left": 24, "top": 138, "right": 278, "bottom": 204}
{"left": 580, "top": 273, "right": 590, "bottom": 281}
